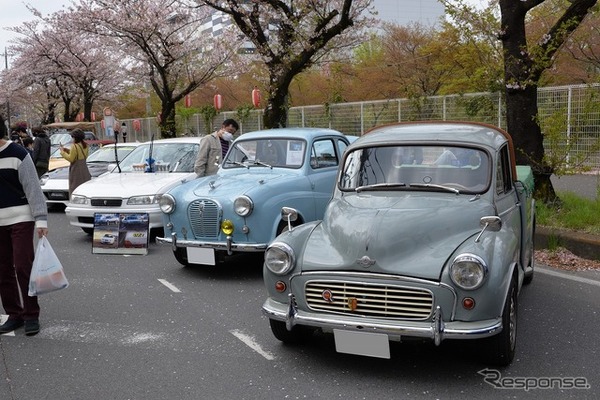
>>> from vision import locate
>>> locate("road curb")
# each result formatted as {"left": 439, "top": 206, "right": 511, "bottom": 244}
{"left": 536, "top": 226, "right": 600, "bottom": 261}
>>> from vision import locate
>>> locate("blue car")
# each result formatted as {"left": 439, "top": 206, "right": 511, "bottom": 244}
{"left": 157, "top": 128, "right": 352, "bottom": 266}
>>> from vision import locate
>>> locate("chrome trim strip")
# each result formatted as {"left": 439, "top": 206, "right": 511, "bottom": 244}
{"left": 156, "top": 235, "right": 268, "bottom": 252}
{"left": 262, "top": 297, "right": 502, "bottom": 343}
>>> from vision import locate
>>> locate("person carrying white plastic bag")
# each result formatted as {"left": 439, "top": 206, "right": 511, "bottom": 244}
{"left": 0, "top": 117, "right": 49, "bottom": 336}
{"left": 28, "top": 236, "right": 68, "bottom": 296}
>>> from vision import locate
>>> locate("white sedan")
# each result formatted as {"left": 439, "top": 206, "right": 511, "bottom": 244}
{"left": 65, "top": 137, "right": 200, "bottom": 234}
{"left": 41, "top": 142, "right": 141, "bottom": 207}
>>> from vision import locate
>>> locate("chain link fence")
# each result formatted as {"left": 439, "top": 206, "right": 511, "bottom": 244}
{"left": 113, "top": 83, "right": 600, "bottom": 170}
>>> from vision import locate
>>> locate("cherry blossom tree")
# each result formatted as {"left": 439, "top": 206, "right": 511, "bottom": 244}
{"left": 197, "top": 0, "right": 376, "bottom": 129}
{"left": 8, "top": 10, "right": 125, "bottom": 123}
{"left": 498, "top": 0, "right": 598, "bottom": 203}
{"left": 72, "top": 0, "right": 240, "bottom": 137}
{"left": 444, "top": 0, "right": 598, "bottom": 203}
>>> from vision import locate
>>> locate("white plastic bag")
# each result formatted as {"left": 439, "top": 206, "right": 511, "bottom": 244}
{"left": 28, "top": 236, "right": 69, "bottom": 296}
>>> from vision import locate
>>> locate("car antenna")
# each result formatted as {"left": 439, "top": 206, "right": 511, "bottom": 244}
{"left": 114, "top": 130, "right": 122, "bottom": 173}
{"left": 146, "top": 133, "right": 155, "bottom": 172}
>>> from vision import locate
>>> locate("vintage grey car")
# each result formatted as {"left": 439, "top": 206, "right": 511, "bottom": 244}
{"left": 262, "top": 121, "right": 535, "bottom": 366}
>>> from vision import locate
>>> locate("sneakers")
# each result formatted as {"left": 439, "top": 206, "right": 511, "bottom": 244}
{"left": 0, "top": 319, "right": 40, "bottom": 335}
{"left": 0, "top": 319, "right": 24, "bottom": 333}
{"left": 24, "top": 320, "right": 40, "bottom": 336}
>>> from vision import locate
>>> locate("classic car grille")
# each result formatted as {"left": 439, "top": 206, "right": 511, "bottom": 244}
{"left": 91, "top": 199, "right": 123, "bottom": 207}
{"left": 305, "top": 280, "right": 433, "bottom": 320}
{"left": 188, "top": 200, "right": 220, "bottom": 238}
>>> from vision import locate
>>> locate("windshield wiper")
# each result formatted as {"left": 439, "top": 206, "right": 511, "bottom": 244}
{"left": 355, "top": 182, "right": 406, "bottom": 193}
{"left": 253, "top": 160, "right": 273, "bottom": 168}
{"left": 409, "top": 183, "right": 460, "bottom": 194}
{"left": 225, "top": 160, "right": 249, "bottom": 168}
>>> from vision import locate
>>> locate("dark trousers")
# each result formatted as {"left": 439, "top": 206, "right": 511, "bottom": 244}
{"left": 0, "top": 221, "right": 40, "bottom": 321}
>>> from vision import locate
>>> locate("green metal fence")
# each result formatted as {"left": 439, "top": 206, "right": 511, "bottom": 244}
{"left": 113, "top": 83, "right": 600, "bottom": 170}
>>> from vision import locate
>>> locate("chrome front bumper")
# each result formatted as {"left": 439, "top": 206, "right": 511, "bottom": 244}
{"left": 156, "top": 232, "right": 268, "bottom": 254}
{"left": 262, "top": 295, "right": 503, "bottom": 346}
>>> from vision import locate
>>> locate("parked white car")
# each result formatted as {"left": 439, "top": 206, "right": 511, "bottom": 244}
{"left": 41, "top": 142, "right": 141, "bottom": 207}
{"left": 65, "top": 137, "right": 200, "bottom": 234}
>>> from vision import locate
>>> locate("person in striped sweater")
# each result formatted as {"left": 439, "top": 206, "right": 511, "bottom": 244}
{"left": 0, "top": 115, "right": 48, "bottom": 336}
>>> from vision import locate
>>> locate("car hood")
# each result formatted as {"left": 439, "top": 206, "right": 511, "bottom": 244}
{"left": 300, "top": 194, "right": 495, "bottom": 280}
{"left": 188, "top": 170, "right": 291, "bottom": 197}
{"left": 74, "top": 172, "right": 196, "bottom": 198}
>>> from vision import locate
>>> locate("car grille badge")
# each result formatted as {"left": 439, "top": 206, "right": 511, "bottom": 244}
{"left": 321, "top": 289, "right": 334, "bottom": 303}
{"left": 356, "top": 255, "right": 375, "bottom": 268}
{"left": 347, "top": 297, "right": 358, "bottom": 312}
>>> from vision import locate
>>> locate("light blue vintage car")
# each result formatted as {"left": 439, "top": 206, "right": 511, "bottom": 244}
{"left": 157, "top": 128, "right": 352, "bottom": 266}
{"left": 262, "top": 121, "right": 535, "bottom": 366}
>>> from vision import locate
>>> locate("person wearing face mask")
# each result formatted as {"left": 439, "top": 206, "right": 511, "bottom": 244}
{"left": 194, "top": 118, "right": 239, "bottom": 177}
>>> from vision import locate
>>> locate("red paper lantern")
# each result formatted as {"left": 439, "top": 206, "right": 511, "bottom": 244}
{"left": 133, "top": 119, "right": 141, "bottom": 132}
{"left": 252, "top": 86, "right": 261, "bottom": 108}
{"left": 185, "top": 94, "right": 192, "bottom": 108}
{"left": 213, "top": 93, "right": 222, "bottom": 111}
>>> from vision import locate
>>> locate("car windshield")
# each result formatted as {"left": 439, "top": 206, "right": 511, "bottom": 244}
{"left": 340, "top": 145, "right": 490, "bottom": 194}
{"left": 115, "top": 142, "right": 199, "bottom": 173}
{"left": 87, "top": 145, "right": 138, "bottom": 163}
{"left": 50, "top": 133, "right": 72, "bottom": 146}
{"left": 224, "top": 138, "right": 306, "bottom": 169}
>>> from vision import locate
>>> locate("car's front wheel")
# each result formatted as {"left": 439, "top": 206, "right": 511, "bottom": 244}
{"left": 269, "top": 319, "right": 312, "bottom": 344}
{"left": 483, "top": 275, "right": 517, "bottom": 366}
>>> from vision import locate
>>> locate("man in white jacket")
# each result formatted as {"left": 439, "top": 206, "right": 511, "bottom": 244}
{"left": 0, "top": 115, "right": 48, "bottom": 336}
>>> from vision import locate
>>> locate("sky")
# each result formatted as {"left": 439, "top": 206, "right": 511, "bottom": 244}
{"left": 0, "top": 0, "right": 71, "bottom": 58}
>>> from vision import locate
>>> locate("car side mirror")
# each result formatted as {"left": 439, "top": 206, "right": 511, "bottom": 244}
{"left": 475, "top": 216, "right": 502, "bottom": 242}
{"left": 281, "top": 207, "right": 298, "bottom": 232}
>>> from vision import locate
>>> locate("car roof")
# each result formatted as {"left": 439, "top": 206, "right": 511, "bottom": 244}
{"left": 356, "top": 121, "right": 511, "bottom": 150}
{"left": 138, "top": 137, "right": 202, "bottom": 145}
{"left": 237, "top": 127, "right": 346, "bottom": 141}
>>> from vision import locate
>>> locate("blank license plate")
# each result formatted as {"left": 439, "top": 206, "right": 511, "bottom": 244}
{"left": 334, "top": 329, "right": 390, "bottom": 359}
{"left": 186, "top": 247, "right": 216, "bottom": 266}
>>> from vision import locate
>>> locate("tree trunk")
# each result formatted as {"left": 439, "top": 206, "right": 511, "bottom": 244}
{"left": 160, "top": 102, "right": 177, "bottom": 138}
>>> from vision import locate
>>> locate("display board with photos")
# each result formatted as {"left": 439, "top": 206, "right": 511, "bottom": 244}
{"left": 92, "top": 213, "right": 149, "bottom": 255}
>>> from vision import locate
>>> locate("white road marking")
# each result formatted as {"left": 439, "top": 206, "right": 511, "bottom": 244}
{"left": 537, "top": 268, "right": 600, "bottom": 288}
{"left": 230, "top": 329, "right": 275, "bottom": 360}
{"left": 158, "top": 279, "right": 181, "bottom": 293}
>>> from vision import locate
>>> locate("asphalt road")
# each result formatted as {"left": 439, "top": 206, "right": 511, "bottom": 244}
{"left": 1, "top": 211, "right": 599, "bottom": 400}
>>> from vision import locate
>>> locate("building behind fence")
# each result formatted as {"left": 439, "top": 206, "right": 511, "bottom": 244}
{"left": 108, "top": 83, "right": 600, "bottom": 170}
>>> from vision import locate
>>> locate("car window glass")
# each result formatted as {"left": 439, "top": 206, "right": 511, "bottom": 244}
{"left": 340, "top": 145, "right": 489, "bottom": 193}
{"left": 117, "top": 143, "right": 199, "bottom": 173}
{"left": 224, "top": 139, "right": 306, "bottom": 169}
{"left": 87, "top": 146, "right": 138, "bottom": 163}
{"left": 310, "top": 139, "right": 338, "bottom": 169}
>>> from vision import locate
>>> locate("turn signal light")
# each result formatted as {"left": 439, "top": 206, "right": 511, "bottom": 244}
{"left": 462, "top": 297, "right": 475, "bottom": 310}
{"left": 275, "top": 281, "right": 287, "bottom": 292}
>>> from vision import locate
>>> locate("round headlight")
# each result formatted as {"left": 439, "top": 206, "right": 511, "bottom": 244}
{"left": 449, "top": 254, "right": 487, "bottom": 290}
{"left": 234, "top": 195, "right": 253, "bottom": 217}
{"left": 221, "top": 219, "right": 234, "bottom": 235}
{"left": 265, "top": 242, "right": 295, "bottom": 275}
{"left": 159, "top": 194, "right": 176, "bottom": 214}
